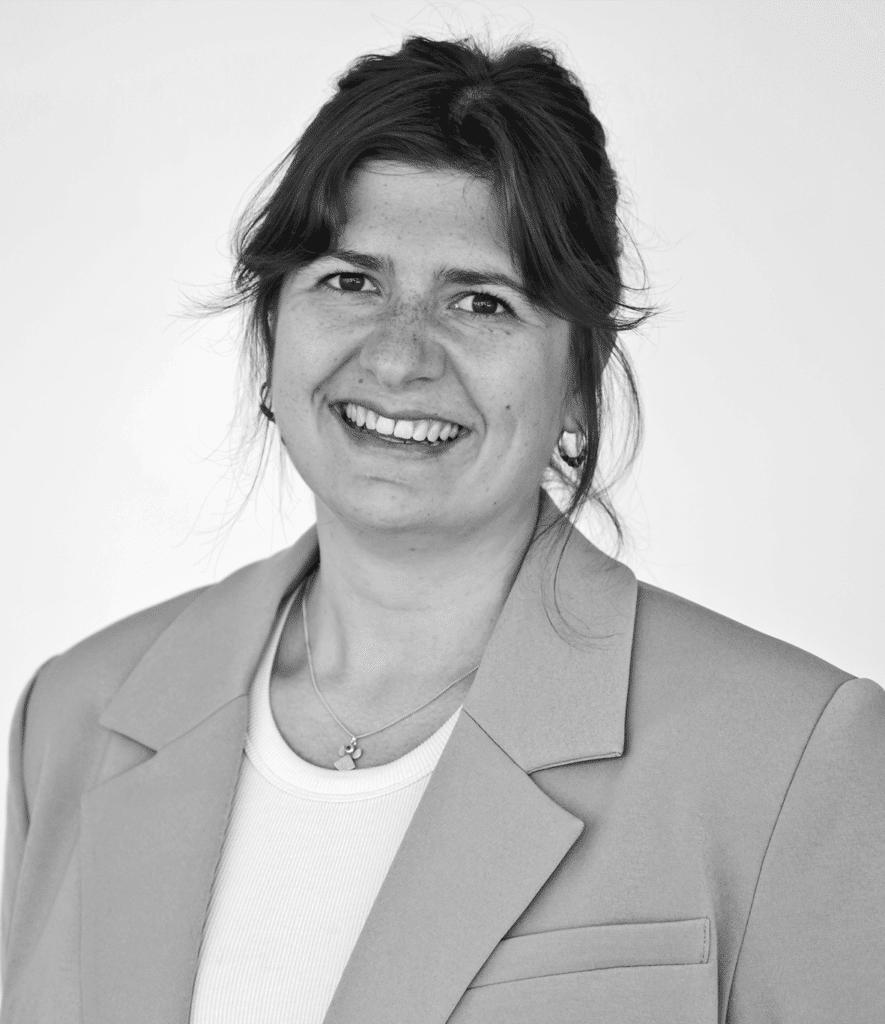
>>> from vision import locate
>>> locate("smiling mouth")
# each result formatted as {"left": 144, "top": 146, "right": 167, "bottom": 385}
{"left": 333, "top": 403, "right": 466, "bottom": 449}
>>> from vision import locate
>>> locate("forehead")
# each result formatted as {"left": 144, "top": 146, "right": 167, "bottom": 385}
{"left": 340, "top": 160, "right": 510, "bottom": 260}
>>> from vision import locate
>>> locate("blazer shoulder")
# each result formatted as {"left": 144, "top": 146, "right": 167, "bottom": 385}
{"left": 633, "top": 579, "right": 855, "bottom": 709}
{"left": 23, "top": 583, "right": 210, "bottom": 749}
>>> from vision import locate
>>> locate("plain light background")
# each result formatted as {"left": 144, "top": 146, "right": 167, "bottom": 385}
{"left": 2, "top": 0, "right": 882, "bottom": 832}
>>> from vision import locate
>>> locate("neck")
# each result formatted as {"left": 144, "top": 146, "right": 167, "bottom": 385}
{"left": 297, "top": 490, "right": 546, "bottom": 710}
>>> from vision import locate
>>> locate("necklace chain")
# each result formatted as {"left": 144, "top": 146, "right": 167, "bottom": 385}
{"left": 301, "top": 570, "right": 480, "bottom": 767}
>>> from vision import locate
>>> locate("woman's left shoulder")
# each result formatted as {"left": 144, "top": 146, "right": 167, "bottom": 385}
{"left": 623, "top": 581, "right": 884, "bottom": 786}
{"left": 631, "top": 579, "right": 875, "bottom": 712}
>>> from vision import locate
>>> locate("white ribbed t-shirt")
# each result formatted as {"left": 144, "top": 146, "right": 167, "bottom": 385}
{"left": 189, "top": 584, "right": 463, "bottom": 1024}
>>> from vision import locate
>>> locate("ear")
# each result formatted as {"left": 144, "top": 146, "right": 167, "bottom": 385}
{"left": 560, "top": 379, "right": 586, "bottom": 438}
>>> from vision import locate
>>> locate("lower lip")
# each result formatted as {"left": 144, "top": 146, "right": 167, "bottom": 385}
{"left": 331, "top": 405, "right": 467, "bottom": 456}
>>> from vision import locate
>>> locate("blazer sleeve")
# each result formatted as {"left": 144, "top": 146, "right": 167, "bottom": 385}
{"left": 726, "top": 676, "right": 885, "bottom": 1024}
{"left": 1, "top": 663, "right": 48, "bottom": 993}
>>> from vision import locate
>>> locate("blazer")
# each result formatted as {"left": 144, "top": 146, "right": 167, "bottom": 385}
{"left": 2, "top": 490, "right": 883, "bottom": 1024}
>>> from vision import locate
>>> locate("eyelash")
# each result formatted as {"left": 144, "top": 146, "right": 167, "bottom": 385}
{"left": 318, "top": 272, "right": 515, "bottom": 318}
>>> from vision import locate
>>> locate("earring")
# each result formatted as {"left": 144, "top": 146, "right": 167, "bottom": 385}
{"left": 259, "top": 381, "right": 275, "bottom": 423}
{"left": 557, "top": 429, "right": 588, "bottom": 468}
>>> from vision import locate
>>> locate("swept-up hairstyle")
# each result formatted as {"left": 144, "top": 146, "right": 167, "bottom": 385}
{"left": 206, "top": 32, "right": 657, "bottom": 614}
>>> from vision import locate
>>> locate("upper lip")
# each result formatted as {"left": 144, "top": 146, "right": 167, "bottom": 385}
{"left": 334, "top": 400, "right": 468, "bottom": 429}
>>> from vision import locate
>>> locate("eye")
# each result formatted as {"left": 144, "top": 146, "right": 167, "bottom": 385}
{"left": 321, "top": 272, "right": 375, "bottom": 294}
{"left": 452, "top": 292, "right": 514, "bottom": 318}
{"left": 319, "top": 272, "right": 514, "bottom": 319}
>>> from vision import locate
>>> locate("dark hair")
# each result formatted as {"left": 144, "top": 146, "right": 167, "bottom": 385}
{"left": 202, "top": 31, "right": 657, "bottom": 597}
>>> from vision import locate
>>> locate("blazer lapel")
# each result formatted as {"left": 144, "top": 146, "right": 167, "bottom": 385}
{"left": 321, "top": 713, "right": 585, "bottom": 1024}
{"left": 80, "top": 697, "right": 250, "bottom": 1024}
{"left": 324, "top": 492, "right": 638, "bottom": 1024}
{"left": 79, "top": 491, "right": 637, "bottom": 1024}
{"left": 80, "top": 529, "right": 320, "bottom": 1024}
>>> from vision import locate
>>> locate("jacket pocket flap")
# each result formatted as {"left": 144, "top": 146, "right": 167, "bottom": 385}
{"left": 467, "top": 917, "right": 711, "bottom": 988}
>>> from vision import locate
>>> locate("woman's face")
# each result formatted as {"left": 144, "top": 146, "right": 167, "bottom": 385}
{"left": 272, "top": 160, "right": 577, "bottom": 542}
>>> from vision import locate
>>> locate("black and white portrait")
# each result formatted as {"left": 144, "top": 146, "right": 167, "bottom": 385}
{"left": 1, "top": 3, "right": 882, "bottom": 1022}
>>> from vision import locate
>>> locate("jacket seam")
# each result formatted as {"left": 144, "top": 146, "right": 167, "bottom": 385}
{"left": 722, "top": 675, "right": 856, "bottom": 1023}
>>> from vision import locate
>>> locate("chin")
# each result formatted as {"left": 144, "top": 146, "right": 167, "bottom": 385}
{"left": 319, "top": 488, "right": 450, "bottom": 534}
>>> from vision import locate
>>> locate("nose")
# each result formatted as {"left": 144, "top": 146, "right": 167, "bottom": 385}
{"left": 358, "top": 303, "right": 446, "bottom": 388}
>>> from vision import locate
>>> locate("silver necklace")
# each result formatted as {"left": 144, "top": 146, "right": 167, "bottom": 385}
{"left": 301, "top": 572, "right": 480, "bottom": 770}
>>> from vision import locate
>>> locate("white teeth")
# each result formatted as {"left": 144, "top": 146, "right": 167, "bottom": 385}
{"left": 341, "top": 403, "right": 462, "bottom": 444}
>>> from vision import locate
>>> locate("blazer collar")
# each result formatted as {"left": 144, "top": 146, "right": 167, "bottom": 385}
{"left": 100, "top": 487, "right": 639, "bottom": 770}
{"left": 100, "top": 489, "right": 637, "bottom": 772}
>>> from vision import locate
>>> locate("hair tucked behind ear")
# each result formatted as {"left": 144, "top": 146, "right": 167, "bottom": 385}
{"left": 197, "top": 30, "right": 659, "bottom": 639}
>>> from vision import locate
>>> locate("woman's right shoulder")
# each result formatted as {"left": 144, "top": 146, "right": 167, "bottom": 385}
{"left": 18, "top": 583, "right": 212, "bottom": 756}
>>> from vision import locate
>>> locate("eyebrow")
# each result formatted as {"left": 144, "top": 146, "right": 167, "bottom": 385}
{"left": 316, "top": 247, "right": 532, "bottom": 303}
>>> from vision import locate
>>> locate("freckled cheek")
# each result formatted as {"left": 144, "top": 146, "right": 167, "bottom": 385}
{"left": 485, "top": 402, "right": 536, "bottom": 458}
{"left": 273, "top": 312, "right": 353, "bottom": 394}
{"left": 500, "top": 381, "right": 563, "bottom": 461}
{"left": 498, "top": 405, "right": 521, "bottom": 441}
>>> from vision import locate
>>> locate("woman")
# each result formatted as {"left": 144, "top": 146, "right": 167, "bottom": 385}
{"left": 2, "top": 32, "right": 882, "bottom": 1024}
